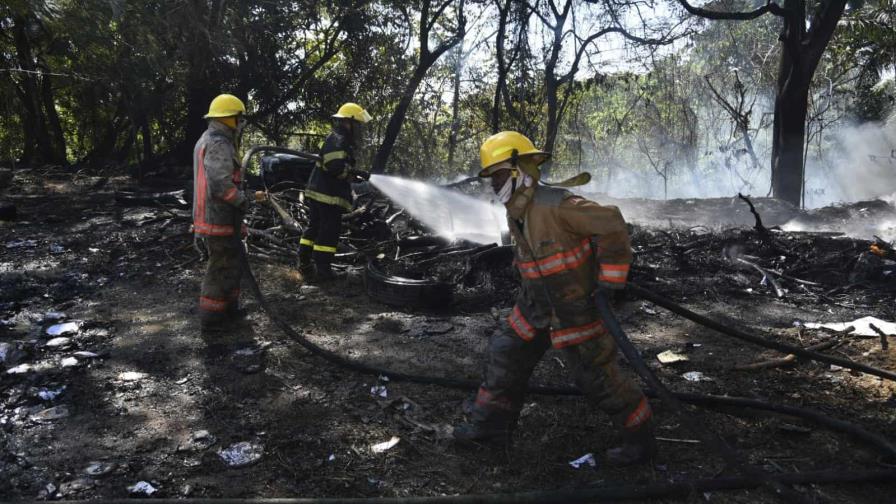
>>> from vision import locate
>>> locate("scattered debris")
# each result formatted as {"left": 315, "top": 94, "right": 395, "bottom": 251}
{"left": 127, "top": 481, "right": 157, "bottom": 496}
{"left": 656, "top": 437, "right": 701, "bottom": 444}
{"left": 45, "top": 337, "right": 72, "bottom": 348}
{"left": 37, "top": 386, "right": 66, "bottom": 401}
{"left": 6, "top": 364, "right": 33, "bottom": 375}
{"left": 31, "top": 405, "right": 70, "bottom": 421}
{"left": 5, "top": 239, "right": 37, "bottom": 249}
{"left": 370, "top": 385, "right": 388, "bottom": 398}
{"left": 657, "top": 350, "right": 689, "bottom": 364}
{"left": 117, "top": 371, "right": 147, "bottom": 382}
{"left": 60, "top": 356, "right": 79, "bottom": 368}
{"left": 59, "top": 478, "right": 95, "bottom": 495}
{"left": 218, "top": 442, "right": 264, "bottom": 468}
{"left": 181, "top": 430, "right": 216, "bottom": 451}
{"left": 46, "top": 321, "right": 80, "bottom": 336}
{"left": 806, "top": 316, "right": 896, "bottom": 337}
{"left": 682, "top": 371, "right": 711, "bottom": 382}
{"left": 84, "top": 461, "right": 116, "bottom": 477}
{"left": 0, "top": 342, "right": 11, "bottom": 363}
{"left": 568, "top": 453, "right": 597, "bottom": 469}
{"left": 370, "top": 436, "right": 401, "bottom": 454}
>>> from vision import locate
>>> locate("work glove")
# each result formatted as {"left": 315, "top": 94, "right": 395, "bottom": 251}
{"left": 348, "top": 168, "right": 370, "bottom": 182}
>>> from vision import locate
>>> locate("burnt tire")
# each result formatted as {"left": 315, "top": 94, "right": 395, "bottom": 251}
{"left": 365, "top": 261, "right": 453, "bottom": 309}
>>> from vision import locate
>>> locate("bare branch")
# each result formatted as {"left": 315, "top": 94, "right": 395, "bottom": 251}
{"left": 675, "top": 0, "right": 790, "bottom": 20}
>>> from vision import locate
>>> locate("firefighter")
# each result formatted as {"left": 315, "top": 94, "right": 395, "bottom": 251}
{"left": 192, "top": 94, "right": 248, "bottom": 332}
{"left": 453, "top": 131, "right": 656, "bottom": 465}
{"left": 298, "top": 103, "right": 372, "bottom": 281}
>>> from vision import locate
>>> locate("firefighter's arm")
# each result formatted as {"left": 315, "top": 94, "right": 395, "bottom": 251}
{"left": 557, "top": 196, "right": 633, "bottom": 289}
{"left": 204, "top": 138, "right": 246, "bottom": 209}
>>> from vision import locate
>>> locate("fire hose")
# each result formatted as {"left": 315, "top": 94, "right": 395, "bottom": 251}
{"left": 233, "top": 244, "right": 896, "bottom": 500}
{"left": 228, "top": 169, "right": 895, "bottom": 499}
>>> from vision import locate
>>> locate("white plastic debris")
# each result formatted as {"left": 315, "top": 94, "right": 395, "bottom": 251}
{"left": 31, "top": 405, "right": 70, "bottom": 421}
{"left": 370, "top": 385, "right": 388, "bottom": 398}
{"left": 38, "top": 386, "right": 66, "bottom": 401}
{"left": 44, "top": 312, "right": 66, "bottom": 321}
{"left": 84, "top": 461, "right": 115, "bottom": 477}
{"left": 127, "top": 481, "right": 157, "bottom": 495}
{"left": 327, "top": 454, "right": 336, "bottom": 462}
{"left": 46, "top": 322, "right": 80, "bottom": 336}
{"left": 217, "top": 442, "right": 264, "bottom": 468}
{"left": 6, "top": 364, "right": 32, "bottom": 375}
{"left": 805, "top": 316, "right": 896, "bottom": 337}
{"left": 657, "top": 350, "right": 689, "bottom": 364}
{"left": 45, "top": 337, "right": 71, "bottom": 348}
{"left": 60, "top": 357, "right": 79, "bottom": 368}
{"left": 117, "top": 371, "right": 147, "bottom": 382}
{"left": 73, "top": 351, "right": 100, "bottom": 359}
{"left": 682, "top": 371, "right": 711, "bottom": 382}
{"left": 0, "top": 342, "right": 11, "bottom": 363}
{"left": 569, "top": 453, "right": 597, "bottom": 469}
{"left": 5, "top": 239, "right": 37, "bottom": 249}
{"left": 370, "top": 436, "right": 401, "bottom": 454}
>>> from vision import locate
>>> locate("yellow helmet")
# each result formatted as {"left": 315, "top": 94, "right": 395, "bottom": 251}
{"left": 478, "top": 131, "right": 549, "bottom": 178}
{"left": 332, "top": 102, "right": 372, "bottom": 123}
{"left": 204, "top": 94, "right": 246, "bottom": 118}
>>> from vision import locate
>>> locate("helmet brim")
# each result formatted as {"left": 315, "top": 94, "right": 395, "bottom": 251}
{"left": 478, "top": 152, "right": 550, "bottom": 177}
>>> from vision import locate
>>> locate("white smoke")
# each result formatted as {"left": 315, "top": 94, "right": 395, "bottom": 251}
{"left": 803, "top": 115, "right": 896, "bottom": 208}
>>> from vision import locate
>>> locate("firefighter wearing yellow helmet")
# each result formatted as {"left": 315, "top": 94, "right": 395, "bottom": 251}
{"left": 453, "top": 131, "right": 657, "bottom": 466}
{"left": 299, "top": 102, "right": 372, "bottom": 281}
{"left": 192, "top": 94, "right": 249, "bottom": 332}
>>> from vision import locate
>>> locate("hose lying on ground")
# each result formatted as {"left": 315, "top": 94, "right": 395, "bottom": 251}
{"left": 628, "top": 283, "right": 896, "bottom": 382}
{"left": 60, "top": 469, "right": 896, "bottom": 504}
{"left": 235, "top": 247, "right": 896, "bottom": 461}
{"left": 595, "top": 292, "right": 812, "bottom": 503}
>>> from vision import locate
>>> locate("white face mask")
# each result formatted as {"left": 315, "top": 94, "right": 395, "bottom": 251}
{"left": 495, "top": 171, "right": 533, "bottom": 204}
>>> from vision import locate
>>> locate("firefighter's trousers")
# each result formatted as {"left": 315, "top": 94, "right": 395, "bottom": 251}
{"left": 198, "top": 235, "right": 242, "bottom": 320}
{"left": 472, "top": 325, "right": 651, "bottom": 432}
{"left": 299, "top": 199, "right": 342, "bottom": 273}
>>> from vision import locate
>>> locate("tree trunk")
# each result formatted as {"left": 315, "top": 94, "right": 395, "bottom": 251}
{"left": 372, "top": 64, "right": 430, "bottom": 174}
{"left": 39, "top": 73, "right": 67, "bottom": 165}
{"left": 541, "top": 77, "right": 560, "bottom": 178}
{"left": 12, "top": 15, "right": 54, "bottom": 165}
{"left": 770, "top": 3, "right": 807, "bottom": 206}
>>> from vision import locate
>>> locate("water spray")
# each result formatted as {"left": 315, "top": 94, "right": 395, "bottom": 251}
{"left": 368, "top": 174, "right": 507, "bottom": 245}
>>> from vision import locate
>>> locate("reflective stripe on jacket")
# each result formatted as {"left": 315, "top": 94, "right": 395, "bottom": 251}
{"left": 305, "top": 130, "right": 358, "bottom": 211}
{"left": 504, "top": 185, "right": 632, "bottom": 349}
{"left": 192, "top": 121, "right": 245, "bottom": 236}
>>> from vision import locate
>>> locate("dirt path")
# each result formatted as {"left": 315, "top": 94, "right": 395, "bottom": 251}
{"left": 1, "top": 170, "right": 894, "bottom": 502}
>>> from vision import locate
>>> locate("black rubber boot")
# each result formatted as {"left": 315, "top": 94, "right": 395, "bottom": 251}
{"left": 312, "top": 251, "right": 336, "bottom": 283}
{"left": 606, "top": 420, "right": 657, "bottom": 466}
{"left": 200, "top": 312, "right": 229, "bottom": 334}
{"left": 298, "top": 244, "right": 314, "bottom": 279}
{"left": 226, "top": 305, "right": 249, "bottom": 320}
{"left": 452, "top": 422, "right": 512, "bottom": 445}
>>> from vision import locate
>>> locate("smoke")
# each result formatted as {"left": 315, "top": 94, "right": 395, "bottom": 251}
{"left": 803, "top": 115, "right": 896, "bottom": 208}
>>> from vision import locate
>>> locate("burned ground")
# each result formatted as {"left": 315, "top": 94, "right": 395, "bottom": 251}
{"left": 1, "top": 167, "right": 895, "bottom": 502}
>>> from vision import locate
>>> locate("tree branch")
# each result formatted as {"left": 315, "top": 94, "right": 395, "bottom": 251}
{"left": 675, "top": 0, "right": 790, "bottom": 20}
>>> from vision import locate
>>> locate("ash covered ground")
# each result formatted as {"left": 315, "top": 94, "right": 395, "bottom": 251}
{"left": 1, "top": 167, "right": 895, "bottom": 502}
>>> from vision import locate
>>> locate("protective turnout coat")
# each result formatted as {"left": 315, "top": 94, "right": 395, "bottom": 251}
{"left": 504, "top": 184, "right": 632, "bottom": 348}
{"left": 305, "top": 131, "right": 357, "bottom": 211}
{"left": 192, "top": 121, "right": 245, "bottom": 236}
